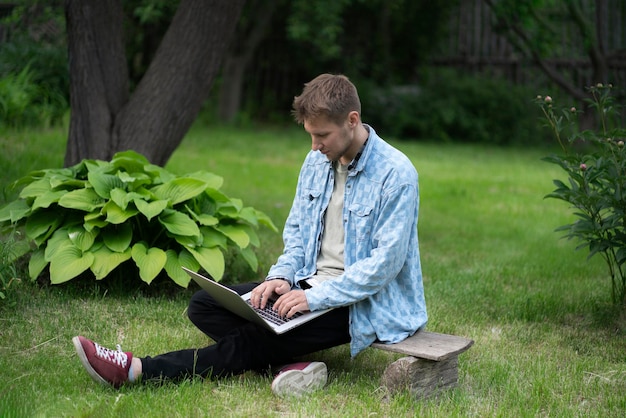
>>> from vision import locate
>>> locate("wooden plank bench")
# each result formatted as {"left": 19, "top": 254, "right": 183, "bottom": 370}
{"left": 371, "top": 330, "right": 474, "bottom": 399}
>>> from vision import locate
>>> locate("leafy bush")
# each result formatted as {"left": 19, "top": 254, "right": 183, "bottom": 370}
{"left": 538, "top": 84, "right": 626, "bottom": 306}
{"left": 360, "top": 70, "right": 545, "bottom": 144}
{"left": 0, "top": 5, "right": 69, "bottom": 128}
{"left": 0, "top": 65, "right": 68, "bottom": 128}
{"left": 0, "top": 151, "right": 277, "bottom": 287}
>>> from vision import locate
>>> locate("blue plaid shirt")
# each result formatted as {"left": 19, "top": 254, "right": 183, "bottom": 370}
{"left": 266, "top": 126, "right": 427, "bottom": 356}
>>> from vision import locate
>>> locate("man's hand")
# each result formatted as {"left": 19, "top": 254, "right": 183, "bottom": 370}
{"left": 273, "top": 289, "right": 310, "bottom": 318}
{"left": 250, "top": 279, "right": 290, "bottom": 309}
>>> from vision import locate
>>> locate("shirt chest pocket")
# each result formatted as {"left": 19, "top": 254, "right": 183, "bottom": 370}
{"left": 301, "top": 188, "right": 323, "bottom": 220}
{"left": 347, "top": 203, "right": 374, "bottom": 243}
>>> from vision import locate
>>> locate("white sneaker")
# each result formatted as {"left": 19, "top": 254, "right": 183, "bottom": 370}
{"left": 271, "top": 361, "right": 327, "bottom": 397}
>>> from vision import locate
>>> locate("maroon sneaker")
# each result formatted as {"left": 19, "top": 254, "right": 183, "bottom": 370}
{"left": 271, "top": 361, "right": 327, "bottom": 397}
{"left": 72, "top": 336, "right": 133, "bottom": 388}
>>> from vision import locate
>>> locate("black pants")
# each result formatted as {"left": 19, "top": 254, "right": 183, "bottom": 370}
{"left": 140, "top": 282, "right": 351, "bottom": 381}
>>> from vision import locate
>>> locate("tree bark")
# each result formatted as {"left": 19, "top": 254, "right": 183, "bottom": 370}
{"left": 64, "top": 0, "right": 128, "bottom": 167}
{"left": 64, "top": 0, "right": 245, "bottom": 167}
{"left": 218, "top": 0, "right": 279, "bottom": 123}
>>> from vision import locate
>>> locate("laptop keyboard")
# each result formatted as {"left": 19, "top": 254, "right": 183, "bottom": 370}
{"left": 247, "top": 298, "right": 303, "bottom": 325}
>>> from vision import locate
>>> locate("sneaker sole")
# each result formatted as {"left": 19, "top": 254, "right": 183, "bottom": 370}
{"left": 271, "top": 362, "right": 327, "bottom": 397}
{"left": 72, "top": 336, "right": 112, "bottom": 387}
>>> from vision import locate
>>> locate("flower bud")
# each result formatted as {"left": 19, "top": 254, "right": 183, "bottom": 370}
{"left": 618, "top": 141, "right": 624, "bottom": 147}
{"left": 570, "top": 107, "right": 576, "bottom": 113}
{"left": 544, "top": 96, "right": 552, "bottom": 103}
{"left": 597, "top": 83, "right": 603, "bottom": 88}
{"left": 580, "top": 163, "right": 587, "bottom": 171}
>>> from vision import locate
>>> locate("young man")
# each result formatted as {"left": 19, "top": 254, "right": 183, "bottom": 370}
{"left": 73, "top": 73, "right": 428, "bottom": 397}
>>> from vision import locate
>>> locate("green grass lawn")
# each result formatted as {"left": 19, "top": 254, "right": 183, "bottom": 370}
{"left": 0, "top": 123, "right": 624, "bottom": 417}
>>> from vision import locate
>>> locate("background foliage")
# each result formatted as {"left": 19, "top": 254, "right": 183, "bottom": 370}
{"left": 359, "top": 69, "right": 547, "bottom": 144}
{"left": 0, "top": 0, "right": 549, "bottom": 144}
{"left": 0, "top": 2, "right": 68, "bottom": 128}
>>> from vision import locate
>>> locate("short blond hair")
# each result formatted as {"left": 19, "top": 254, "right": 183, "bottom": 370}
{"left": 292, "top": 74, "right": 361, "bottom": 125}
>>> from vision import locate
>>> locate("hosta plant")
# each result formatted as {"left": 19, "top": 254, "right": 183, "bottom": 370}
{"left": 537, "top": 84, "right": 626, "bottom": 306}
{"left": 0, "top": 150, "right": 277, "bottom": 287}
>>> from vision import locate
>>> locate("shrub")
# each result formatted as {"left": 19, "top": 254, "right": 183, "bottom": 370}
{"left": 0, "top": 65, "right": 67, "bottom": 128}
{"left": 0, "top": 150, "right": 277, "bottom": 287}
{"left": 360, "top": 70, "right": 545, "bottom": 145}
{"left": 538, "top": 84, "right": 626, "bottom": 306}
{"left": 0, "top": 6, "right": 69, "bottom": 128}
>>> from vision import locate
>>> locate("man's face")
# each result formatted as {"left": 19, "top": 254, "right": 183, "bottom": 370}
{"left": 303, "top": 115, "right": 356, "bottom": 165}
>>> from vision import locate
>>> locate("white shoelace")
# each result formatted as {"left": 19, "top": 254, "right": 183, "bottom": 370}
{"left": 94, "top": 342, "right": 128, "bottom": 368}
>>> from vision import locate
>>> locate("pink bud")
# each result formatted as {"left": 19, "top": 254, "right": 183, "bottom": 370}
{"left": 580, "top": 163, "right": 587, "bottom": 171}
{"left": 570, "top": 107, "right": 576, "bottom": 113}
{"left": 544, "top": 96, "right": 552, "bottom": 103}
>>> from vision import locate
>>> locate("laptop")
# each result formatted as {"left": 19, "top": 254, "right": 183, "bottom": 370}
{"left": 183, "top": 267, "right": 333, "bottom": 334}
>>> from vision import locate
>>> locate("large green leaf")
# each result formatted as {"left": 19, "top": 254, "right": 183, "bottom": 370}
{"left": 239, "top": 224, "right": 260, "bottom": 247}
{"left": 238, "top": 207, "right": 278, "bottom": 232}
{"left": 135, "top": 198, "right": 169, "bottom": 221}
{"left": 131, "top": 242, "right": 167, "bottom": 284}
{"left": 44, "top": 228, "right": 74, "bottom": 262}
{"left": 185, "top": 171, "right": 223, "bottom": 190}
{"left": 188, "top": 246, "right": 224, "bottom": 280}
{"left": 177, "top": 249, "right": 200, "bottom": 271}
{"left": 216, "top": 224, "right": 250, "bottom": 248}
{"left": 19, "top": 177, "right": 53, "bottom": 198}
{"left": 83, "top": 212, "right": 108, "bottom": 232}
{"left": 88, "top": 171, "right": 124, "bottom": 199}
{"left": 151, "top": 178, "right": 208, "bottom": 205}
{"left": 49, "top": 246, "right": 95, "bottom": 284}
{"left": 174, "top": 234, "right": 203, "bottom": 249}
{"left": 32, "top": 190, "right": 66, "bottom": 210}
{"left": 110, "top": 150, "right": 150, "bottom": 172}
{"left": 110, "top": 189, "right": 149, "bottom": 211}
{"left": 158, "top": 210, "right": 200, "bottom": 237}
{"left": 239, "top": 246, "right": 258, "bottom": 272}
{"left": 186, "top": 207, "right": 219, "bottom": 226}
{"left": 109, "top": 188, "right": 131, "bottom": 210}
{"left": 0, "top": 199, "right": 31, "bottom": 223}
{"left": 144, "top": 164, "right": 175, "bottom": 183}
{"left": 58, "top": 188, "right": 104, "bottom": 212}
{"left": 90, "top": 246, "right": 132, "bottom": 280}
{"left": 102, "top": 200, "right": 139, "bottom": 224}
{"left": 254, "top": 209, "right": 278, "bottom": 232}
{"left": 198, "top": 226, "right": 228, "bottom": 249}
{"left": 163, "top": 249, "right": 193, "bottom": 287}
{"left": 118, "top": 171, "right": 151, "bottom": 189}
{"left": 67, "top": 225, "right": 98, "bottom": 251}
{"left": 102, "top": 223, "right": 133, "bottom": 252}
{"left": 28, "top": 248, "right": 47, "bottom": 281}
{"left": 25, "top": 209, "right": 63, "bottom": 244}
{"left": 48, "top": 173, "right": 85, "bottom": 189}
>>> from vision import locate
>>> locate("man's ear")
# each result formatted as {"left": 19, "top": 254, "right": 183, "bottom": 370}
{"left": 348, "top": 111, "right": 360, "bottom": 127}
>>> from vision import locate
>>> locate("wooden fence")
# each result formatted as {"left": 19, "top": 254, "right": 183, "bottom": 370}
{"left": 430, "top": 0, "right": 626, "bottom": 90}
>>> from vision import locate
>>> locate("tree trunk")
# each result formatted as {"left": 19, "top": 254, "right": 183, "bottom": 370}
{"left": 64, "top": 0, "right": 245, "bottom": 167}
{"left": 64, "top": 0, "right": 128, "bottom": 167}
{"left": 218, "top": 0, "right": 279, "bottom": 123}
